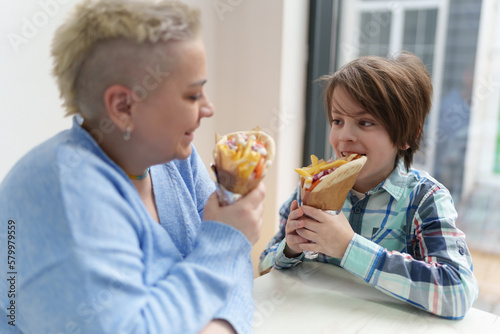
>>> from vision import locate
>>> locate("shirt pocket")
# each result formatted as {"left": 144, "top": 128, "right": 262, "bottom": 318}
{"left": 371, "top": 228, "right": 406, "bottom": 252}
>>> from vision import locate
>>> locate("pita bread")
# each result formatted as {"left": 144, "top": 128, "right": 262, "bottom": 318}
{"left": 301, "top": 155, "right": 367, "bottom": 211}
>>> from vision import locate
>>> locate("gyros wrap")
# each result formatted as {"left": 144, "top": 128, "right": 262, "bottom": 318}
{"left": 296, "top": 154, "right": 367, "bottom": 211}
{"left": 213, "top": 129, "right": 275, "bottom": 205}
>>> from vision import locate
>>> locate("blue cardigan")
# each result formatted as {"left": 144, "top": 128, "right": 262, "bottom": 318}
{"left": 0, "top": 117, "right": 254, "bottom": 333}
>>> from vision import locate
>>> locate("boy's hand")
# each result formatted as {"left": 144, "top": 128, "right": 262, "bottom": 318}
{"left": 283, "top": 200, "right": 310, "bottom": 257}
{"left": 203, "top": 182, "right": 266, "bottom": 245}
{"left": 296, "top": 205, "right": 355, "bottom": 258}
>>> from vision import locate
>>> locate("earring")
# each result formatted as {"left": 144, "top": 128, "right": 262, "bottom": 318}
{"left": 123, "top": 126, "right": 131, "bottom": 141}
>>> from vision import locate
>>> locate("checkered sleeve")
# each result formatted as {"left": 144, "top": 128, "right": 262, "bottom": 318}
{"left": 258, "top": 188, "right": 304, "bottom": 274}
{"left": 341, "top": 185, "right": 478, "bottom": 319}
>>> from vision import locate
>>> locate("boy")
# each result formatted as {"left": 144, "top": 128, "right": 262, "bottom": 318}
{"left": 259, "top": 53, "right": 478, "bottom": 319}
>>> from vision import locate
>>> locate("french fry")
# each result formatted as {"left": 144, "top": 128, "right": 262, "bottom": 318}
{"left": 294, "top": 168, "right": 312, "bottom": 179}
{"left": 234, "top": 143, "right": 243, "bottom": 160}
{"left": 310, "top": 161, "right": 327, "bottom": 175}
{"left": 311, "top": 154, "right": 319, "bottom": 167}
{"left": 322, "top": 160, "right": 347, "bottom": 170}
{"left": 242, "top": 138, "right": 254, "bottom": 160}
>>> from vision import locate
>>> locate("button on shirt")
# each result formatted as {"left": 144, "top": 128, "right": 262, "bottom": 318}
{"left": 259, "top": 161, "right": 478, "bottom": 319}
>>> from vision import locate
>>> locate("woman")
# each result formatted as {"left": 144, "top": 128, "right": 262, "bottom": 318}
{"left": 0, "top": 1, "right": 264, "bottom": 333}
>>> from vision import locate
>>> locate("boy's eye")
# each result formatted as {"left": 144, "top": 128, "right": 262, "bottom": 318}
{"left": 360, "top": 120, "right": 374, "bottom": 127}
{"left": 331, "top": 119, "right": 343, "bottom": 126}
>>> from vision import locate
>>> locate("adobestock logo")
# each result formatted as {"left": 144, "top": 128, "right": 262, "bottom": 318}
{"left": 7, "top": 0, "right": 71, "bottom": 54}
{"left": 260, "top": 105, "right": 296, "bottom": 139}
{"left": 212, "top": 0, "right": 243, "bottom": 21}
{"left": 131, "top": 65, "right": 170, "bottom": 102}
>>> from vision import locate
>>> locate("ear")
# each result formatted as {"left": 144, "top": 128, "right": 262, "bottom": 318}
{"left": 103, "top": 84, "right": 134, "bottom": 133}
{"left": 400, "top": 126, "right": 422, "bottom": 151}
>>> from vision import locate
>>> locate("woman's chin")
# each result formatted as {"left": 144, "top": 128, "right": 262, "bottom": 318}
{"left": 175, "top": 145, "right": 193, "bottom": 161}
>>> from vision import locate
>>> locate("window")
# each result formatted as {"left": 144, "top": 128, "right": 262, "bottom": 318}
{"left": 304, "top": 0, "right": 482, "bottom": 203}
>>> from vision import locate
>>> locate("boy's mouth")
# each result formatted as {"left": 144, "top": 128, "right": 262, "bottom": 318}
{"left": 341, "top": 151, "right": 366, "bottom": 157}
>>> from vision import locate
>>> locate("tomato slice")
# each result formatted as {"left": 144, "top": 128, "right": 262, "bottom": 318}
{"left": 307, "top": 178, "right": 322, "bottom": 192}
{"left": 254, "top": 157, "right": 265, "bottom": 178}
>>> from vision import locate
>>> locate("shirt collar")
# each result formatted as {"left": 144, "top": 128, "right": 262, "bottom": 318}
{"left": 70, "top": 115, "right": 125, "bottom": 175}
{"left": 366, "top": 160, "right": 409, "bottom": 201}
{"left": 71, "top": 115, "right": 99, "bottom": 148}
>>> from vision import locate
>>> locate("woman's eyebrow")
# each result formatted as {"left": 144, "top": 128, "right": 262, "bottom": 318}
{"left": 189, "top": 79, "right": 207, "bottom": 87}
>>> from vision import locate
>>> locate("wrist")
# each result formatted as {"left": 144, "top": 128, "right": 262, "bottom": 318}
{"left": 284, "top": 243, "right": 302, "bottom": 258}
{"left": 340, "top": 231, "right": 356, "bottom": 257}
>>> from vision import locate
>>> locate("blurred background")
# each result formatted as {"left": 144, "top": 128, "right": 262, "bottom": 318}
{"left": 1, "top": 0, "right": 499, "bottom": 316}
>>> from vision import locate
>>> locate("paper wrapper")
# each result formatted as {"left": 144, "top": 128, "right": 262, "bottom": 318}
{"left": 301, "top": 156, "right": 367, "bottom": 211}
{"left": 213, "top": 129, "right": 275, "bottom": 205}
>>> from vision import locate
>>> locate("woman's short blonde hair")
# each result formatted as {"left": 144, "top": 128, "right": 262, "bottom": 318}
{"left": 52, "top": 0, "right": 200, "bottom": 116}
{"left": 321, "top": 52, "right": 433, "bottom": 170}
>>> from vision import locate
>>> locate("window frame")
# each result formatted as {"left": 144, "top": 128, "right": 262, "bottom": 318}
{"left": 302, "top": 0, "right": 340, "bottom": 165}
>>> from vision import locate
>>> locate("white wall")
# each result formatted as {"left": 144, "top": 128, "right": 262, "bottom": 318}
{"left": 0, "top": 1, "right": 74, "bottom": 180}
{"left": 0, "top": 0, "right": 308, "bottom": 275}
{"left": 206, "top": 0, "right": 309, "bottom": 274}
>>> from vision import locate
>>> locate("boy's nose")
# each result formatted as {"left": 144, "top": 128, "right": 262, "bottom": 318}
{"left": 338, "top": 125, "right": 357, "bottom": 142}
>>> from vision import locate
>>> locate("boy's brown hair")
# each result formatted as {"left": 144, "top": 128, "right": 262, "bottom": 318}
{"left": 321, "top": 52, "right": 433, "bottom": 171}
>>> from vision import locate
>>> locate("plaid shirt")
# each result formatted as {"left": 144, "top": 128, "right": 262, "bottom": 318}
{"left": 259, "top": 161, "right": 478, "bottom": 319}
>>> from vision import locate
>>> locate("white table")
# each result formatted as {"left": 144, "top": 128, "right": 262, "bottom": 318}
{"left": 252, "top": 262, "right": 500, "bottom": 333}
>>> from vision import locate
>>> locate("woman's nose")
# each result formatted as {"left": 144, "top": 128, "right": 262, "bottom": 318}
{"left": 200, "top": 100, "right": 215, "bottom": 119}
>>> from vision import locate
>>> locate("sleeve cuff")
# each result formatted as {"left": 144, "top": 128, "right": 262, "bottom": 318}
{"left": 214, "top": 257, "right": 254, "bottom": 334}
{"left": 190, "top": 221, "right": 253, "bottom": 276}
{"left": 201, "top": 221, "right": 252, "bottom": 252}
{"left": 274, "top": 239, "right": 304, "bottom": 269}
{"left": 340, "top": 234, "right": 384, "bottom": 282}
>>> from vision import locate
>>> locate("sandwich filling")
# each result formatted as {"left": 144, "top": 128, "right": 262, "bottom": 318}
{"left": 216, "top": 133, "right": 269, "bottom": 180}
{"left": 295, "top": 154, "right": 364, "bottom": 191}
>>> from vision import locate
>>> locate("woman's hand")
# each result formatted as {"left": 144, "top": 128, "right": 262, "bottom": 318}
{"left": 283, "top": 200, "right": 309, "bottom": 257}
{"left": 295, "top": 205, "right": 355, "bottom": 258}
{"left": 203, "top": 182, "right": 266, "bottom": 245}
{"left": 199, "top": 319, "right": 236, "bottom": 334}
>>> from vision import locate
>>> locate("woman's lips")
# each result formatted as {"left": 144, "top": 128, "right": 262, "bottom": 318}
{"left": 185, "top": 125, "right": 199, "bottom": 140}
